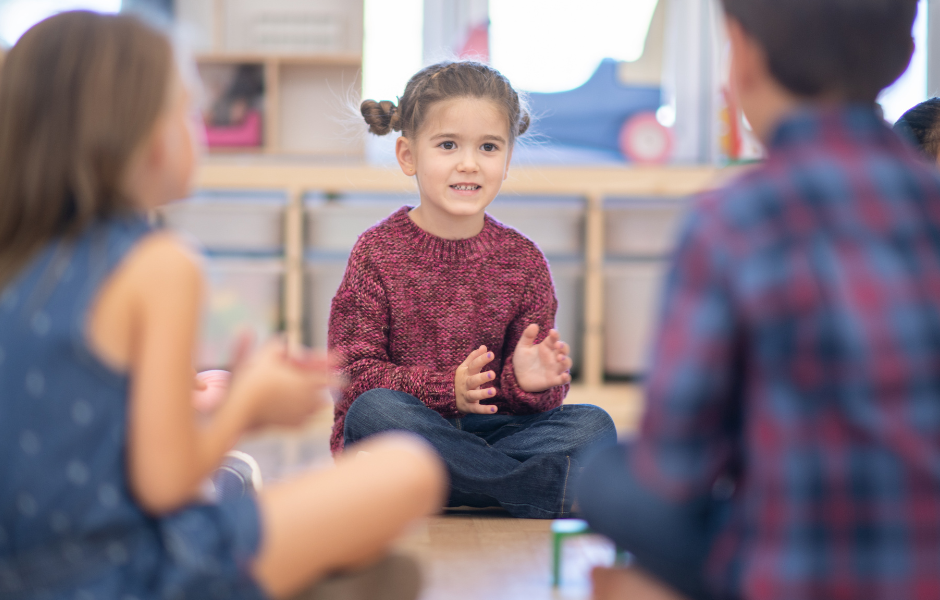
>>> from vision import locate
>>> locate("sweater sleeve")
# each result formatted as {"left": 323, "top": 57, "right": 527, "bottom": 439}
{"left": 328, "top": 241, "right": 460, "bottom": 451}
{"left": 498, "top": 251, "right": 569, "bottom": 414}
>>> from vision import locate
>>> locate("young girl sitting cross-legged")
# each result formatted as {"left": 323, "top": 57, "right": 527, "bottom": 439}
{"left": 0, "top": 12, "right": 445, "bottom": 600}
{"left": 329, "top": 61, "right": 617, "bottom": 519}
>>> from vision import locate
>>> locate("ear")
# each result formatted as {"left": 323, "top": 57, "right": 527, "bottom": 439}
{"left": 395, "top": 136, "right": 416, "bottom": 177}
{"left": 726, "top": 18, "right": 755, "bottom": 96}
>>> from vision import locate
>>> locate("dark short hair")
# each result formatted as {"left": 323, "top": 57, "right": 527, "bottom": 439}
{"left": 721, "top": 0, "right": 918, "bottom": 102}
{"left": 894, "top": 98, "right": 940, "bottom": 158}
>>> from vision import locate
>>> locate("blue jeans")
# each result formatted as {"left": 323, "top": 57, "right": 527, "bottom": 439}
{"left": 344, "top": 389, "right": 617, "bottom": 519}
{"left": 576, "top": 443, "right": 729, "bottom": 600}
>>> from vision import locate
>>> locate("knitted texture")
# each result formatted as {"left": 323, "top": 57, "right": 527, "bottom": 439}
{"left": 328, "top": 207, "right": 569, "bottom": 453}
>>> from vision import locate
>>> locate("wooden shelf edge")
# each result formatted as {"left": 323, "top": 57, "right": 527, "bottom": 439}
{"left": 196, "top": 164, "right": 745, "bottom": 197}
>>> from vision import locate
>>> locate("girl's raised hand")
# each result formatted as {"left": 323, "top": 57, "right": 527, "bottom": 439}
{"left": 512, "top": 324, "right": 572, "bottom": 393}
{"left": 229, "top": 339, "right": 334, "bottom": 431}
{"left": 455, "top": 345, "right": 499, "bottom": 414}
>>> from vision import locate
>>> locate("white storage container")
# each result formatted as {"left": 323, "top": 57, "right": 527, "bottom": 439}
{"left": 199, "top": 258, "right": 284, "bottom": 369}
{"left": 548, "top": 258, "right": 584, "bottom": 374}
{"left": 305, "top": 258, "right": 349, "bottom": 349}
{"left": 306, "top": 194, "right": 414, "bottom": 251}
{"left": 604, "top": 260, "right": 669, "bottom": 376}
{"left": 223, "top": 0, "right": 363, "bottom": 55}
{"left": 605, "top": 199, "right": 688, "bottom": 258}
{"left": 487, "top": 197, "right": 584, "bottom": 255}
{"left": 161, "top": 192, "right": 286, "bottom": 253}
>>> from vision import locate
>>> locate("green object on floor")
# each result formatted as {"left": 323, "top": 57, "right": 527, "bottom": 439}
{"left": 551, "top": 518, "right": 592, "bottom": 587}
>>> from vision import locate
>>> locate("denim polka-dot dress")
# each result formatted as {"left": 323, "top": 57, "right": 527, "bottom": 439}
{"left": 0, "top": 216, "right": 266, "bottom": 600}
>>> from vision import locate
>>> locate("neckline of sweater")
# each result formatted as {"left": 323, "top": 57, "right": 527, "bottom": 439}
{"left": 389, "top": 206, "right": 504, "bottom": 262}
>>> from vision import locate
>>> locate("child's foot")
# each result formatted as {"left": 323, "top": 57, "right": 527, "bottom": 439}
{"left": 212, "top": 450, "right": 263, "bottom": 502}
{"left": 591, "top": 566, "right": 689, "bottom": 600}
{"left": 291, "top": 553, "right": 422, "bottom": 600}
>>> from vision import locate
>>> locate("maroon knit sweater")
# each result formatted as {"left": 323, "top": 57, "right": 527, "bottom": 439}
{"left": 327, "top": 206, "right": 569, "bottom": 453}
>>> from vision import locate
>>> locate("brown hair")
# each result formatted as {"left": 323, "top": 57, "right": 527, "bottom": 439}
{"left": 0, "top": 11, "right": 174, "bottom": 289}
{"left": 721, "top": 0, "right": 917, "bottom": 102}
{"left": 361, "top": 61, "right": 530, "bottom": 143}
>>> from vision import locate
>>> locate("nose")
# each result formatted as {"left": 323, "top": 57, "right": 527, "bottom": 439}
{"left": 456, "top": 148, "right": 479, "bottom": 173}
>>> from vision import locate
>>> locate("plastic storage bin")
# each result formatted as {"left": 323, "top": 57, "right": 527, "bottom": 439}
{"left": 604, "top": 260, "right": 669, "bottom": 377}
{"left": 605, "top": 198, "right": 688, "bottom": 258}
{"left": 160, "top": 191, "right": 286, "bottom": 254}
{"left": 199, "top": 258, "right": 284, "bottom": 369}
{"left": 306, "top": 194, "right": 413, "bottom": 252}
{"left": 487, "top": 196, "right": 584, "bottom": 255}
{"left": 547, "top": 258, "right": 584, "bottom": 374}
{"left": 222, "top": 0, "right": 363, "bottom": 55}
{"left": 305, "top": 258, "right": 348, "bottom": 349}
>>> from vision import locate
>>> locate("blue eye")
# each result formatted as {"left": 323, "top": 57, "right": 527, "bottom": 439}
{"left": 440, "top": 141, "right": 456, "bottom": 150}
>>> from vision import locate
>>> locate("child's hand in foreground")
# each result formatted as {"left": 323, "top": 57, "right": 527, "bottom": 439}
{"left": 229, "top": 339, "right": 336, "bottom": 430}
{"left": 192, "top": 370, "right": 231, "bottom": 414}
{"left": 455, "top": 345, "right": 498, "bottom": 415}
{"left": 512, "top": 324, "right": 572, "bottom": 393}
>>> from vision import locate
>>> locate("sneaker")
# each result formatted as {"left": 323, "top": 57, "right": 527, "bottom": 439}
{"left": 212, "top": 450, "right": 263, "bottom": 502}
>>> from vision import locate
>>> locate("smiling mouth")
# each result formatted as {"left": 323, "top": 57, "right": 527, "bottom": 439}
{"left": 451, "top": 184, "right": 481, "bottom": 191}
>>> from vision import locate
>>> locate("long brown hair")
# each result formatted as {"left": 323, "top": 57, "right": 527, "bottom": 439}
{"left": 361, "top": 61, "right": 530, "bottom": 143}
{"left": 0, "top": 11, "right": 174, "bottom": 289}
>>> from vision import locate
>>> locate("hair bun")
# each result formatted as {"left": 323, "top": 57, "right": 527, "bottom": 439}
{"left": 361, "top": 99, "right": 400, "bottom": 136}
{"left": 517, "top": 111, "right": 531, "bottom": 136}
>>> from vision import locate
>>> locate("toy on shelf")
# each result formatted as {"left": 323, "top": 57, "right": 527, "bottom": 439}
{"left": 527, "top": 58, "right": 663, "bottom": 161}
{"left": 203, "top": 63, "right": 265, "bottom": 149}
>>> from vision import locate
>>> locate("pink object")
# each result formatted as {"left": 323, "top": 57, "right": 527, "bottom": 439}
{"left": 205, "top": 110, "right": 263, "bottom": 148}
{"left": 619, "top": 111, "right": 673, "bottom": 164}
{"left": 459, "top": 21, "right": 490, "bottom": 62}
{"left": 193, "top": 370, "right": 231, "bottom": 414}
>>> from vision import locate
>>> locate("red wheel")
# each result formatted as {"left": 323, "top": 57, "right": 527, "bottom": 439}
{"left": 619, "top": 112, "right": 673, "bottom": 164}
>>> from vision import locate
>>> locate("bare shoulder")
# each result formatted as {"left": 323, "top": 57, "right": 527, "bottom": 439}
{"left": 128, "top": 231, "right": 202, "bottom": 278}
{"left": 88, "top": 231, "right": 203, "bottom": 370}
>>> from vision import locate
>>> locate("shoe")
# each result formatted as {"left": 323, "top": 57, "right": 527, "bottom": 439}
{"left": 212, "top": 450, "right": 263, "bottom": 502}
{"left": 292, "top": 554, "right": 422, "bottom": 600}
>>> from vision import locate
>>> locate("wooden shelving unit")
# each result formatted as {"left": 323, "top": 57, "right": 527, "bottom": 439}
{"left": 183, "top": 0, "right": 365, "bottom": 158}
{"left": 195, "top": 163, "right": 743, "bottom": 387}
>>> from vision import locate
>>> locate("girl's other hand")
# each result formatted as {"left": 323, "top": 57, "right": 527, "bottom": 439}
{"left": 455, "top": 346, "right": 498, "bottom": 414}
{"left": 230, "top": 339, "right": 334, "bottom": 431}
{"left": 512, "top": 324, "right": 573, "bottom": 393}
{"left": 192, "top": 369, "right": 231, "bottom": 413}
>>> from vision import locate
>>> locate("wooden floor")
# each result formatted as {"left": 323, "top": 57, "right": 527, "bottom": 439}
{"left": 242, "top": 384, "right": 643, "bottom": 600}
{"left": 397, "top": 512, "right": 617, "bottom": 600}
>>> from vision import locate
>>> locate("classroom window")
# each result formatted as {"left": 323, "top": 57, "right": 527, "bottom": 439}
{"left": 0, "top": 0, "right": 121, "bottom": 47}
{"left": 877, "top": 0, "right": 927, "bottom": 123}
{"left": 489, "top": 0, "right": 660, "bottom": 93}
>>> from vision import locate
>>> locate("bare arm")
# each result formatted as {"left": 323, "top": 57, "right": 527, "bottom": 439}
{"left": 118, "top": 235, "right": 327, "bottom": 514}
{"left": 122, "top": 235, "right": 255, "bottom": 513}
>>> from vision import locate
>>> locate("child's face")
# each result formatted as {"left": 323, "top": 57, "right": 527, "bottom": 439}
{"left": 397, "top": 97, "right": 512, "bottom": 220}
{"left": 127, "top": 69, "right": 202, "bottom": 210}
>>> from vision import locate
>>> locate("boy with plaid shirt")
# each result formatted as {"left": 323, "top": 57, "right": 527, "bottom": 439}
{"left": 577, "top": 1, "right": 934, "bottom": 599}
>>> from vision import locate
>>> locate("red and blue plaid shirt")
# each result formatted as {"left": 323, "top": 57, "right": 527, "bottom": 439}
{"left": 635, "top": 106, "right": 940, "bottom": 600}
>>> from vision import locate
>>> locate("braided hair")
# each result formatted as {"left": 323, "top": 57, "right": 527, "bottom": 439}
{"left": 361, "top": 61, "right": 530, "bottom": 143}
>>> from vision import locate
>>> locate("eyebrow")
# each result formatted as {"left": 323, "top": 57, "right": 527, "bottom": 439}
{"left": 430, "top": 133, "right": 507, "bottom": 144}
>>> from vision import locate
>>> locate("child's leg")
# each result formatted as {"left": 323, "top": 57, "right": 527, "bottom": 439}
{"left": 251, "top": 433, "right": 446, "bottom": 599}
{"left": 344, "top": 389, "right": 574, "bottom": 518}
{"left": 460, "top": 403, "right": 617, "bottom": 462}
{"left": 575, "top": 443, "right": 718, "bottom": 600}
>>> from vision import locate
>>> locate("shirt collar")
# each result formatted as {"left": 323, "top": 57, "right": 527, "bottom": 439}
{"left": 768, "top": 104, "right": 890, "bottom": 153}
